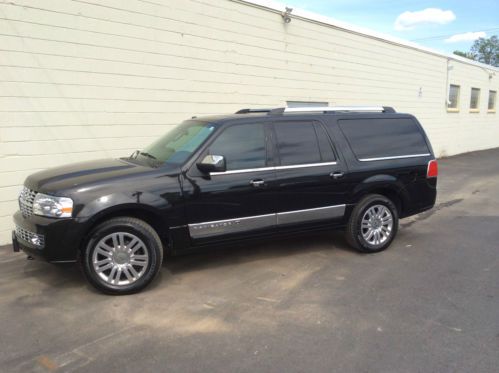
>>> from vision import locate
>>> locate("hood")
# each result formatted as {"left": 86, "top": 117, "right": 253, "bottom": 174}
{"left": 25, "top": 158, "right": 164, "bottom": 194}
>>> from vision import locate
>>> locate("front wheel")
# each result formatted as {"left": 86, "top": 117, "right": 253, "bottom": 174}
{"left": 345, "top": 194, "right": 399, "bottom": 253}
{"left": 81, "top": 217, "right": 163, "bottom": 295}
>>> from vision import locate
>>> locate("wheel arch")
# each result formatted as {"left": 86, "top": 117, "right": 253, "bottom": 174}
{"left": 351, "top": 176, "right": 409, "bottom": 216}
{"left": 79, "top": 204, "right": 169, "bottom": 255}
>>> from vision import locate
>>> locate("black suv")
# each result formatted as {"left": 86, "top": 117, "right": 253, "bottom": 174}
{"left": 12, "top": 106, "right": 438, "bottom": 294}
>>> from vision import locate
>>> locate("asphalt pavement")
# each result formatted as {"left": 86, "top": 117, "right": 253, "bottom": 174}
{"left": 1, "top": 148, "right": 498, "bottom": 373}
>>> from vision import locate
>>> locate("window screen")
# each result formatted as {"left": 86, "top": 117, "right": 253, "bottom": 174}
{"left": 448, "top": 84, "right": 460, "bottom": 109}
{"left": 209, "top": 124, "right": 266, "bottom": 170}
{"left": 470, "top": 88, "right": 480, "bottom": 110}
{"left": 338, "top": 118, "right": 430, "bottom": 160}
{"left": 274, "top": 122, "right": 322, "bottom": 165}
{"left": 488, "top": 90, "right": 496, "bottom": 111}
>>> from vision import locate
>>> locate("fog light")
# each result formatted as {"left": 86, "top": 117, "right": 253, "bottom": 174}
{"left": 30, "top": 236, "right": 42, "bottom": 246}
{"left": 15, "top": 225, "right": 45, "bottom": 249}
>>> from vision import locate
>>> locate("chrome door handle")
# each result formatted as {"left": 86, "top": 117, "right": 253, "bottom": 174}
{"left": 250, "top": 179, "right": 265, "bottom": 187}
{"left": 330, "top": 171, "right": 344, "bottom": 179}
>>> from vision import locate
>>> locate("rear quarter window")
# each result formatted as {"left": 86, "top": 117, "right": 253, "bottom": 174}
{"left": 337, "top": 118, "right": 430, "bottom": 160}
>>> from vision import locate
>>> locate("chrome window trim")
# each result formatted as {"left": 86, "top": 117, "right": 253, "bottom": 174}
{"left": 274, "top": 161, "right": 337, "bottom": 170}
{"left": 358, "top": 153, "right": 431, "bottom": 162}
{"left": 211, "top": 166, "right": 275, "bottom": 176}
{"left": 188, "top": 204, "right": 346, "bottom": 239}
{"left": 210, "top": 161, "right": 337, "bottom": 176}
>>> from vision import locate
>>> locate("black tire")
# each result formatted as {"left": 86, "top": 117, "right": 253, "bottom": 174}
{"left": 80, "top": 217, "right": 163, "bottom": 295}
{"left": 345, "top": 194, "right": 399, "bottom": 253}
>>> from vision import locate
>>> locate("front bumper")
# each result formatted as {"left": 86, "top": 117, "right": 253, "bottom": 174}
{"left": 12, "top": 211, "right": 86, "bottom": 263}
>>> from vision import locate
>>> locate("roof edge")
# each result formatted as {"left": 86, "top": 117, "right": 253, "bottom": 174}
{"left": 234, "top": 0, "right": 499, "bottom": 72}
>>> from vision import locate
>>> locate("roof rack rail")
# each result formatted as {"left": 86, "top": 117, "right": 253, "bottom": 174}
{"left": 269, "top": 106, "right": 396, "bottom": 114}
{"left": 235, "top": 108, "right": 273, "bottom": 114}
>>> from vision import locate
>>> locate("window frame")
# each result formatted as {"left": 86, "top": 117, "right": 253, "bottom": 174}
{"left": 488, "top": 90, "right": 497, "bottom": 113}
{"left": 470, "top": 87, "right": 481, "bottom": 112}
{"left": 447, "top": 84, "right": 460, "bottom": 112}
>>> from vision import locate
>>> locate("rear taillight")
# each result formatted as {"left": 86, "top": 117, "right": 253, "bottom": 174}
{"left": 427, "top": 159, "right": 438, "bottom": 178}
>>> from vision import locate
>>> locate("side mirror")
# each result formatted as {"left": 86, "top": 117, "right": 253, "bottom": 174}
{"left": 197, "top": 155, "right": 226, "bottom": 173}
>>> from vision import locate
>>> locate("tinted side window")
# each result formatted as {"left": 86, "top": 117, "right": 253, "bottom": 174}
{"left": 338, "top": 118, "right": 430, "bottom": 160}
{"left": 208, "top": 123, "right": 266, "bottom": 170}
{"left": 274, "top": 122, "right": 322, "bottom": 165}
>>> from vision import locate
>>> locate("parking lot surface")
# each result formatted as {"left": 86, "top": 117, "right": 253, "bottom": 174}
{"left": 1, "top": 148, "right": 498, "bottom": 373}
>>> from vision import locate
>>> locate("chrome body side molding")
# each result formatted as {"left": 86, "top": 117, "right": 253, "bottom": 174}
{"left": 188, "top": 204, "right": 346, "bottom": 239}
{"left": 277, "top": 205, "right": 345, "bottom": 225}
{"left": 188, "top": 214, "right": 276, "bottom": 239}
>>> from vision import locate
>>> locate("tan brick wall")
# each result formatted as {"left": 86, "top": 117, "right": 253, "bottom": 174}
{"left": 0, "top": 0, "right": 498, "bottom": 243}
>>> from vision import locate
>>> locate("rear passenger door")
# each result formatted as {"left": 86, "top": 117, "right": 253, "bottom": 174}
{"left": 271, "top": 120, "right": 349, "bottom": 227}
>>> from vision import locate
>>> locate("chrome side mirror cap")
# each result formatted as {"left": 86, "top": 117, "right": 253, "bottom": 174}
{"left": 197, "top": 155, "right": 226, "bottom": 173}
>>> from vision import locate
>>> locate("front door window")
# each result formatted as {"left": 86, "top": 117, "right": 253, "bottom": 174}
{"left": 208, "top": 123, "right": 266, "bottom": 170}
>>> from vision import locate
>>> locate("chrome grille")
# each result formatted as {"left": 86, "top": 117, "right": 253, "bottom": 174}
{"left": 15, "top": 225, "right": 45, "bottom": 248}
{"left": 19, "top": 187, "right": 37, "bottom": 217}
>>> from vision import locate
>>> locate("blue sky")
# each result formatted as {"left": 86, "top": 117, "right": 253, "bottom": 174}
{"left": 283, "top": 0, "right": 499, "bottom": 54}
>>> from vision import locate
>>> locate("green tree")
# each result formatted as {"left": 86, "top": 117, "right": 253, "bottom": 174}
{"left": 470, "top": 35, "right": 498, "bottom": 66}
{"left": 453, "top": 50, "right": 476, "bottom": 60}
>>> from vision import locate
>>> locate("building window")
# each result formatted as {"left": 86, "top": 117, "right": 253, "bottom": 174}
{"left": 488, "top": 90, "right": 497, "bottom": 112}
{"left": 470, "top": 88, "right": 480, "bottom": 111}
{"left": 447, "top": 84, "right": 460, "bottom": 110}
{"left": 286, "top": 101, "right": 328, "bottom": 108}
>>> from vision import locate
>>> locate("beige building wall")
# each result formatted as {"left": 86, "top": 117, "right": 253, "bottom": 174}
{"left": 0, "top": 0, "right": 498, "bottom": 244}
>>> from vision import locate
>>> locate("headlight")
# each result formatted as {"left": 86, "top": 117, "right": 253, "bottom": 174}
{"left": 33, "top": 193, "right": 73, "bottom": 218}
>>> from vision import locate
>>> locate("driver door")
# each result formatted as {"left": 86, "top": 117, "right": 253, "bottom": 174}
{"left": 182, "top": 122, "right": 277, "bottom": 245}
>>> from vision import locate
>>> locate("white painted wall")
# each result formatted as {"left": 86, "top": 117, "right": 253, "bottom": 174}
{"left": 0, "top": 0, "right": 498, "bottom": 244}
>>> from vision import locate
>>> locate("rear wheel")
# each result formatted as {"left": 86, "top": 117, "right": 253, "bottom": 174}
{"left": 81, "top": 217, "right": 163, "bottom": 295}
{"left": 345, "top": 194, "right": 398, "bottom": 253}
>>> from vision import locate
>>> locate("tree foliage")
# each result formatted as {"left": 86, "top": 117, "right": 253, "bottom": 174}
{"left": 454, "top": 35, "right": 498, "bottom": 67}
{"left": 453, "top": 50, "right": 477, "bottom": 60}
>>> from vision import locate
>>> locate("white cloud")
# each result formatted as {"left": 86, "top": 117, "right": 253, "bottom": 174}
{"left": 394, "top": 8, "right": 456, "bottom": 31}
{"left": 444, "top": 31, "right": 486, "bottom": 43}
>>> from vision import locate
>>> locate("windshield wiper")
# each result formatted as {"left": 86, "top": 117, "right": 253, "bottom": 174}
{"left": 138, "top": 151, "right": 158, "bottom": 160}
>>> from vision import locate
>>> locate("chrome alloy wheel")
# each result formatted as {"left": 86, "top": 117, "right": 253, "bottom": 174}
{"left": 92, "top": 232, "right": 149, "bottom": 286}
{"left": 361, "top": 205, "right": 393, "bottom": 246}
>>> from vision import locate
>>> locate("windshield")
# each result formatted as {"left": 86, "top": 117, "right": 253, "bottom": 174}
{"left": 135, "top": 120, "right": 216, "bottom": 167}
